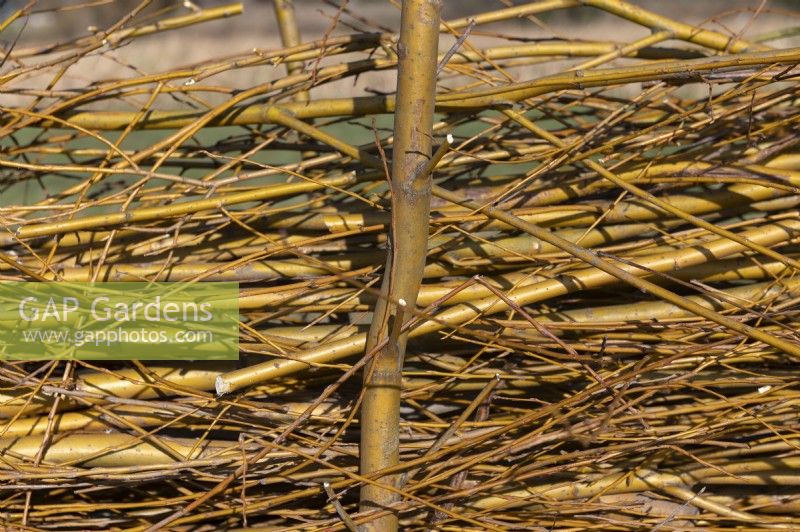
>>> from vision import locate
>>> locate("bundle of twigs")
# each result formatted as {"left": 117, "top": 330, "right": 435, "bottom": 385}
{"left": 1, "top": 0, "right": 800, "bottom": 530}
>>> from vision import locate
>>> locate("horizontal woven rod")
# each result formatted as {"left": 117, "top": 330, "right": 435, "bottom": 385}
{"left": 217, "top": 218, "right": 800, "bottom": 393}
{"left": 40, "top": 46, "right": 800, "bottom": 130}
{"left": 14, "top": 174, "right": 355, "bottom": 239}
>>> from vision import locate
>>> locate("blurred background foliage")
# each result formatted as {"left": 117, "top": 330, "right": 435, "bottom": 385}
{"left": 4, "top": 0, "right": 800, "bottom": 39}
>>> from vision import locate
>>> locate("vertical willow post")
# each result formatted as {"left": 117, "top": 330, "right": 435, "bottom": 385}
{"left": 358, "top": 1, "right": 441, "bottom": 530}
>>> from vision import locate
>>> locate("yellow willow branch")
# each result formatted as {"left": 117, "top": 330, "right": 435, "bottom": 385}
{"left": 14, "top": 174, "right": 355, "bottom": 239}
{"left": 9, "top": 4, "right": 244, "bottom": 60}
{"left": 473, "top": 457, "right": 800, "bottom": 513}
{"left": 38, "top": 46, "right": 800, "bottom": 131}
{"left": 504, "top": 109, "right": 800, "bottom": 271}
{"left": 538, "top": 277, "right": 800, "bottom": 324}
{"left": 469, "top": 461, "right": 799, "bottom": 516}
{"left": 438, "top": 46, "right": 800, "bottom": 109}
{"left": 0, "top": 364, "right": 229, "bottom": 419}
{"left": 0, "top": 404, "right": 172, "bottom": 439}
{"left": 46, "top": 256, "right": 458, "bottom": 282}
{"left": 273, "top": 0, "right": 308, "bottom": 104}
{"left": 429, "top": 185, "right": 800, "bottom": 356}
{"left": 237, "top": 252, "right": 796, "bottom": 312}
{"left": 0, "top": 432, "right": 281, "bottom": 467}
{"left": 359, "top": 1, "right": 441, "bottom": 529}
{"left": 0, "top": 4, "right": 245, "bottom": 89}
{"left": 446, "top": 0, "right": 765, "bottom": 53}
{"left": 216, "top": 218, "right": 800, "bottom": 393}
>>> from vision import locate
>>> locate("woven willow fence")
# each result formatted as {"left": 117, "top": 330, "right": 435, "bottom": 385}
{"left": 1, "top": 0, "right": 800, "bottom": 530}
